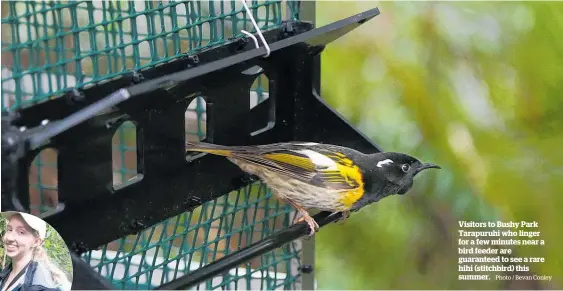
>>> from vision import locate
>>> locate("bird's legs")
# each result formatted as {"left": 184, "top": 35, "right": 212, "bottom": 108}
{"left": 283, "top": 199, "right": 319, "bottom": 236}
{"left": 327, "top": 210, "right": 351, "bottom": 225}
{"left": 335, "top": 210, "right": 351, "bottom": 225}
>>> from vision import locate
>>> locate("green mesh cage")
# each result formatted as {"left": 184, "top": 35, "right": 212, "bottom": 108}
{"left": 1, "top": 1, "right": 306, "bottom": 289}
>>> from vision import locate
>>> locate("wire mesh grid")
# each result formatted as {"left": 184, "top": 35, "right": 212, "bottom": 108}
{"left": 1, "top": 0, "right": 305, "bottom": 289}
{"left": 81, "top": 184, "right": 302, "bottom": 290}
{"left": 1, "top": 0, "right": 300, "bottom": 110}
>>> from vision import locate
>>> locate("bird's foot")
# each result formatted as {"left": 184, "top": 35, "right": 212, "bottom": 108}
{"left": 294, "top": 211, "right": 319, "bottom": 236}
{"left": 281, "top": 198, "right": 319, "bottom": 236}
{"left": 333, "top": 210, "right": 350, "bottom": 225}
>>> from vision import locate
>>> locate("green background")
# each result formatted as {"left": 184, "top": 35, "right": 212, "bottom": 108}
{"left": 314, "top": 2, "right": 563, "bottom": 290}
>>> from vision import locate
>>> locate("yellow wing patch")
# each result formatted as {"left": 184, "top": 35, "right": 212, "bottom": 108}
{"left": 326, "top": 153, "right": 353, "bottom": 166}
{"left": 340, "top": 188, "right": 365, "bottom": 209}
{"left": 321, "top": 152, "right": 365, "bottom": 208}
{"left": 186, "top": 148, "right": 232, "bottom": 157}
{"left": 263, "top": 153, "right": 317, "bottom": 172}
{"left": 334, "top": 162, "right": 365, "bottom": 208}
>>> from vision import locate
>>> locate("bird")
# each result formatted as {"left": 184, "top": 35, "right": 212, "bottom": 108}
{"left": 185, "top": 141, "right": 441, "bottom": 236}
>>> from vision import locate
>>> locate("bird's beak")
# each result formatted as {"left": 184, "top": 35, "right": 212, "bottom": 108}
{"left": 416, "top": 163, "right": 441, "bottom": 174}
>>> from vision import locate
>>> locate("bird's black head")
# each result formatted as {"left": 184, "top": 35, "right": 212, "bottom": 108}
{"left": 373, "top": 152, "right": 441, "bottom": 195}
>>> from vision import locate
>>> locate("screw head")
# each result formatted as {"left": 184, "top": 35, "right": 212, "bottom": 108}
{"left": 5, "top": 136, "right": 15, "bottom": 146}
{"left": 72, "top": 241, "right": 88, "bottom": 254}
{"left": 188, "top": 55, "right": 199, "bottom": 64}
{"left": 66, "top": 88, "right": 85, "bottom": 104}
{"left": 300, "top": 264, "right": 313, "bottom": 274}
{"left": 131, "top": 71, "right": 144, "bottom": 83}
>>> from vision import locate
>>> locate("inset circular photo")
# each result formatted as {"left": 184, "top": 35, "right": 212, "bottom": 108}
{"left": 0, "top": 211, "right": 72, "bottom": 291}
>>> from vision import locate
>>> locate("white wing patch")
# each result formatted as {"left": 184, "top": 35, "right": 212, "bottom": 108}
{"left": 377, "top": 159, "right": 394, "bottom": 168}
{"left": 296, "top": 149, "right": 337, "bottom": 170}
{"left": 294, "top": 142, "right": 319, "bottom": 146}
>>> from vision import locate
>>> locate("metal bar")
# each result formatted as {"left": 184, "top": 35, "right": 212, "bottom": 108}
{"left": 1, "top": 113, "right": 28, "bottom": 212}
{"left": 155, "top": 211, "right": 345, "bottom": 290}
{"left": 298, "top": 0, "right": 317, "bottom": 23}
{"left": 296, "top": 1, "right": 318, "bottom": 290}
{"left": 69, "top": 252, "right": 114, "bottom": 290}
{"left": 29, "top": 89, "right": 131, "bottom": 149}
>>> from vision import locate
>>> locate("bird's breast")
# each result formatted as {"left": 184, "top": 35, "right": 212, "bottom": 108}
{"left": 268, "top": 179, "right": 349, "bottom": 211}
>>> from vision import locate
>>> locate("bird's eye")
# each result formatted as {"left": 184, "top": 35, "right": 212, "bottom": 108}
{"left": 401, "top": 164, "right": 410, "bottom": 172}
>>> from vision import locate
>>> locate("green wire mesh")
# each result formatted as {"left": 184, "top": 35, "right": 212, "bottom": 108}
{"left": 1, "top": 0, "right": 301, "bottom": 111}
{"left": 81, "top": 185, "right": 301, "bottom": 290}
{"left": 2, "top": 0, "right": 305, "bottom": 289}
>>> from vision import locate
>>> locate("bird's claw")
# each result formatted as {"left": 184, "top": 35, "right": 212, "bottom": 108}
{"left": 327, "top": 210, "right": 350, "bottom": 225}
{"left": 294, "top": 212, "right": 319, "bottom": 236}
{"left": 334, "top": 210, "right": 350, "bottom": 225}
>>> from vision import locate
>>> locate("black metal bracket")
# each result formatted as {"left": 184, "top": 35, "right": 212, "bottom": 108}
{"left": 156, "top": 211, "right": 346, "bottom": 290}
{"left": 69, "top": 252, "right": 115, "bottom": 290}
{"left": 1, "top": 112, "right": 27, "bottom": 212}
{"left": 1, "top": 7, "right": 382, "bottom": 289}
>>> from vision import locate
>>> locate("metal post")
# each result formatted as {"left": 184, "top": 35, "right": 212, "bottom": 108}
{"left": 291, "top": 1, "right": 317, "bottom": 290}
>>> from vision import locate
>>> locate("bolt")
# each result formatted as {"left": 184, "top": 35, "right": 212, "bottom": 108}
{"left": 41, "top": 119, "right": 49, "bottom": 126}
{"left": 300, "top": 265, "right": 313, "bottom": 274}
{"left": 72, "top": 241, "right": 88, "bottom": 254}
{"left": 131, "top": 71, "right": 144, "bottom": 84}
{"left": 233, "top": 38, "right": 248, "bottom": 52}
{"left": 19, "top": 126, "right": 26, "bottom": 132}
{"left": 188, "top": 55, "right": 199, "bottom": 64}
{"left": 66, "top": 88, "right": 85, "bottom": 104}
{"left": 5, "top": 136, "right": 15, "bottom": 147}
{"left": 186, "top": 196, "right": 202, "bottom": 205}
{"left": 130, "top": 218, "right": 145, "bottom": 230}
{"left": 285, "top": 22, "right": 294, "bottom": 33}
{"left": 72, "top": 88, "right": 84, "bottom": 99}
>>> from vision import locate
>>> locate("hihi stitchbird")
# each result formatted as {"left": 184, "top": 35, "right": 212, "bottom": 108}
{"left": 186, "top": 141, "right": 441, "bottom": 235}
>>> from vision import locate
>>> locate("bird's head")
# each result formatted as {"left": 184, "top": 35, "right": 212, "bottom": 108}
{"left": 373, "top": 152, "right": 441, "bottom": 195}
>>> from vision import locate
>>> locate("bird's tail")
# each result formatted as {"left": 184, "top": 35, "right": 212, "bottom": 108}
{"left": 185, "top": 141, "right": 234, "bottom": 157}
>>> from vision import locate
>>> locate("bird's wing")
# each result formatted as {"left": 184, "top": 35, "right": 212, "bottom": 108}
{"left": 186, "top": 142, "right": 365, "bottom": 191}
{"left": 309, "top": 149, "right": 365, "bottom": 191}
{"left": 239, "top": 148, "right": 364, "bottom": 191}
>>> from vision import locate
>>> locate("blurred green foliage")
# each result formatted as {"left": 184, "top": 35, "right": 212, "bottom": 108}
{"left": 314, "top": 2, "right": 563, "bottom": 290}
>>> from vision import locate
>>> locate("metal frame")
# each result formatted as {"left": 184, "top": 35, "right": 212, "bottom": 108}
{"left": 295, "top": 2, "right": 318, "bottom": 290}
{"left": 1, "top": 6, "right": 382, "bottom": 289}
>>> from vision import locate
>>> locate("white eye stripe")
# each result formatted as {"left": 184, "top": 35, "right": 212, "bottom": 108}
{"left": 377, "top": 159, "right": 394, "bottom": 168}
